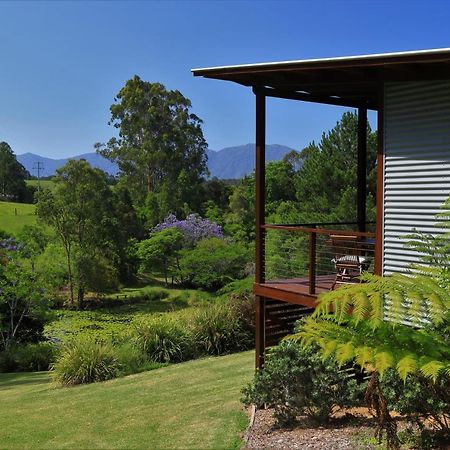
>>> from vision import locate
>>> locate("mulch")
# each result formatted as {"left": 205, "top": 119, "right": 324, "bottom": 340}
{"left": 243, "top": 408, "right": 390, "bottom": 449}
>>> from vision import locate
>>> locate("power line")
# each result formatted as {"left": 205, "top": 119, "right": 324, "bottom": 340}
{"left": 32, "top": 161, "right": 44, "bottom": 191}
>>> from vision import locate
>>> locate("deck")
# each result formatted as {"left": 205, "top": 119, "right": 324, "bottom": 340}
{"left": 253, "top": 274, "right": 335, "bottom": 308}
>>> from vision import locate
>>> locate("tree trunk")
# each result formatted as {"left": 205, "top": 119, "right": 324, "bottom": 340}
{"left": 64, "top": 245, "right": 75, "bottom": 308}
{"left": 77, "top": 286, "right": 84, "bottom": 310}
{"left": 365, "top": 372, "right": 400, "bottom": 450}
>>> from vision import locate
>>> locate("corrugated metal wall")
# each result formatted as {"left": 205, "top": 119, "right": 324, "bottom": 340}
{"left": 383, "top": 81, "right": 450, "bottom": 274}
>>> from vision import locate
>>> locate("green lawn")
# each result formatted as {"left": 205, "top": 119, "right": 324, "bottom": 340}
{"left": 26, "top": 180, "right": 55, "bottom": 191}
{"left": 0, "top": 351, "right": 254, "bottom": 449}
{"left": 0, "top": 201, "right": 36, "bottom": 235}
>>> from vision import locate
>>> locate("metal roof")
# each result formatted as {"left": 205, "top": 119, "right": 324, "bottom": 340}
{"left": 192, "top": 48, "right": 450, "bottom": 110}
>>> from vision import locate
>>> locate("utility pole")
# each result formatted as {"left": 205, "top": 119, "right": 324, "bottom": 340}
{"left": 33, "top": 161, "right": 44, "bottom": 191}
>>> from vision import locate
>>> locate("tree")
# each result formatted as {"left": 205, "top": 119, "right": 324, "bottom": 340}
{"left": 0, "top": 142, "right": 31, "bottom": 202}
{"left": 294, "top": 112, "right": 377, "bottom": 222}
{"left": 179, "top": 237, "right": 250, "bottom": 290}
{"left": 0, "top": 238, "right": 48, "bottom": 350}
{"left": 137, "top": 228, "right": 184, "bottom": 285}
{"left": 36, "top": 160, "right": 118, "bottom": 308}
{"left": 96, "top": 76, "right": 208, "bottom": 216}
{"left": 17, "top": 225, "right": 48, "bottom": 272}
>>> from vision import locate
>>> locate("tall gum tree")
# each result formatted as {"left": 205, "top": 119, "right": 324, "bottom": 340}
{"left": 96, "top": 76, "right": 208, "bottom": 218}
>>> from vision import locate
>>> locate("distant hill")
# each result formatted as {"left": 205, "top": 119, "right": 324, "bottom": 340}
{"left": 17, "top": 152, "right": 119, "bottom": 178}
{"left": 206, "top": 144, "right": 294, "bottom": 179}
{"left": 17, "top": 144, "right": 294, "bottom": 180}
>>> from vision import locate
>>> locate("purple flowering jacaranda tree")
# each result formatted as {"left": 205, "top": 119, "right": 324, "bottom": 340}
{"left": 152, "top": 214, "right": 223, "bottom": 247}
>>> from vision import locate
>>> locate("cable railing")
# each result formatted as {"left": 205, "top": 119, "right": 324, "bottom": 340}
{"left": 262, "top": 222, "right": 376, "bottom": 295}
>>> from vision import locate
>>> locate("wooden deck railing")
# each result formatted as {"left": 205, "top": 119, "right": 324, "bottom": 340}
{"left": 261, "top": 222, "right": 376, "bottom": 295}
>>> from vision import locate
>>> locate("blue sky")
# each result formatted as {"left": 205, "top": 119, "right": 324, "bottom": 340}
{"left": 1, "top": 0, "right": 450, "bottom": 159}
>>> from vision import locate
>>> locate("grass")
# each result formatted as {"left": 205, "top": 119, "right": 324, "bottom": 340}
{"left": 0, "top": 350, "right": 254, "bottom": 449}
{"left": 0, "top": 201, "right": 36, "bottom": 235}
{"left": 26, "top": 180, "right": 55, "bottom": 191}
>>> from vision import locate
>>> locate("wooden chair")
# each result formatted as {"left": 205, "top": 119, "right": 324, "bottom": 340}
{"left": 330, "top": 235, "right": 370, "bottom": 289}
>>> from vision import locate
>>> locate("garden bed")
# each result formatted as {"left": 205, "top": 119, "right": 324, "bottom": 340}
{"left": 245, "top": 408, "right": 393, "bottom": 450}
{"left": 244, "top": 408, "right": 450, "bottom": 449}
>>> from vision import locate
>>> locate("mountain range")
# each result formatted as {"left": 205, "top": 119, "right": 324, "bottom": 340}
{"left": 17, "top": 144, "right": 294, "bottom": 180}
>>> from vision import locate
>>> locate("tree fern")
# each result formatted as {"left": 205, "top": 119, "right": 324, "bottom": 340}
{"left": 289, "top": 267, "right": 450, "bottom": 381}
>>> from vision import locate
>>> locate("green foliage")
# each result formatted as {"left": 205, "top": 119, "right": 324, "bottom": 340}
{"left": 96, "top": 76, "right": 208, "bottom": 217}
{"left": 0, "top": 142, "right": 31, "bottom": 203}
{"left": 180, "top": 237, "right": 250, "bottom": 289}
{"left": 133, "top": 316, "right": 194, "bottom": 363}
{"left": 0, "top": 341, "right": 55, "bottom": 372}
{"left": 0, "top": 255, "right": 49, "bottom": 350}
{"left": 217, "top": 276, "right": 253, "bottom": 297}
{"left": 242, "top": 340, "right": 364, "bottom": 426}
{"left": 294, "top": 112, "right": 377, "bottom": 222}
{"left": 17, "top": 225, "right": 48, "bottom": 270}
{"left": 36, "top": 160, "right": 124, "bottom": 307}
{"left": 137, "top": 228, "right": 183, "bottom": 284}
{"left": 114, "top": 341, "right": 166, "bottom": 375}
{"left": 52, "top": 337, "right": 120, "bottom": 385}
{"left": 381, "top": 370, "right": 450, "bottom": 432}
{"left": 192, "top": 304, "right": 251, "bottom": 355}
{"left": 34, "top": 243, "right": 68, "bottom": 303}
{"left": 296, "top": 271, "right": 450, "bottom": 381}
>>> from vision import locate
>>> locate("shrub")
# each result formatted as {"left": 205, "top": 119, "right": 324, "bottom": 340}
{"left": 192, "top": 304, "right": 250, "bottom": 355}
{"left": 381, "top": 370, "right": 450, "bottom": 433}
{"left": 133, "top": 316, "right": 194, "bottom": 363}
{"left": 180, "top": 238, "right": 250, "bottom": 290}
{"left": 242, "top": 340, "right": 364, "bottom": 426}
{"left": 52, "top": 337, "right": 119, "bottom": 386}
{"left": 217, "top": 277, "right": 253, "bottom": 297}
{"left": 114, "top": 341, "right": 147, "bottom": 375}
{"left": 228, "top": 292, "right": 255, "bottom": 341}
{"left": 0, "top": 341, "right": 56, "bottom": 372}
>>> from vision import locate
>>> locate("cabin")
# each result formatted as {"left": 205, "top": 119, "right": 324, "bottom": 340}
{"left": 192, "top": 48, "right": 450, "bottom": 367}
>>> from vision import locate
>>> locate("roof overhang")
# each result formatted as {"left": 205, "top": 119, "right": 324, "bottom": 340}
{"left": 192, "top": 48, "right": 450, "bottom": 110}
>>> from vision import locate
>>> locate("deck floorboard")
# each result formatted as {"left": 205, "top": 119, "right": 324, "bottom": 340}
{"left": 253, "top": 274, "right": 335, "bottom": 307}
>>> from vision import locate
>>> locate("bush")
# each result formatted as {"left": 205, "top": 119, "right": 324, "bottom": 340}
{"left": 381, "top": 370, "right": 450, "bottom": 433}
{"left": 52, "top": 337, "right": 119, "bottom": 385}
{"left": 114, "top": 341, "right": 146, "bottom": 375}
{"left": 180, "top": 238, "right": 250, "bottom": 290}
{"left": 242, "top": 340, "right": 364, "bottom": 426}
{"left": 192, "top": 304, "right": 250, "bottom": 355}
{"left": 133, "top": 316, "right": 194, "bottom": 363}
{"left": 0, "top": 341, "right": 56, "bottom": 372}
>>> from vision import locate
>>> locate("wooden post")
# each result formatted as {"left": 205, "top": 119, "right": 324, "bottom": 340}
{"left": 255, "top": 296, "right": 265, "bottom": 369}
{"left": 308, "top": 227, "right": 316, "bottom": 295}
{"left": 374, "top": 88, "right": 384, "bottom": 275}
{"left": 357, "top": 107, "right": 367, "bottom": 233}
{"left": 254, "top": 88, "right": 266, "bottom": 369}
{"left": 254, "top": 88, "right": 266, "bottom": 284}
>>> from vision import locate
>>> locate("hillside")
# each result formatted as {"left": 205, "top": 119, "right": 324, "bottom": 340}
{"left": 206, "top": 144, "right": 294, "bottom": 179}
{"left": 17, "top": 144, "right": 294, "bottom": 180}
{"left": 17, "top": 152, "right": 119, "bottom": 178}
{"left": 0, "top": 201, "right": 36, "bottom": 235}
{"left": 0, "top": 351, "right": 253, "bottom": 449}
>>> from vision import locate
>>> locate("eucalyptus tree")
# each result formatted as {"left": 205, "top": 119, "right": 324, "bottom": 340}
{"left": 96, "top": 76, "right": 208, "bottom": 218}
{"left": 36, "top": 160, "right": 118, "bottom": 308}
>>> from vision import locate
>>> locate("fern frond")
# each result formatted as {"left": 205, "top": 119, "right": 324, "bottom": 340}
{"left": 354, "top": 345, "right": 374, "bottom": 368}
{"left": 396, "top": 354, "right": 418, "bottom": 381}
{"left": 419, "top": 359, "right": 446, "bottom": 382}
{"left": 374, "top": 351, "right": 395, "bottom": 377}
{"left": 335, "top": 341, "right": 355, "bottom": 366}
